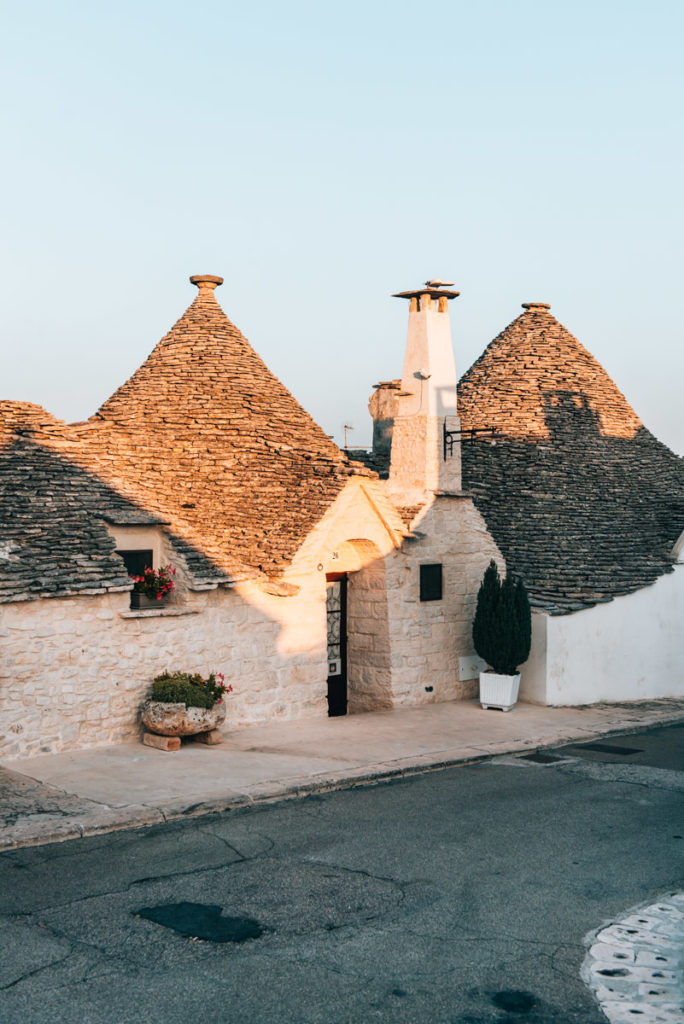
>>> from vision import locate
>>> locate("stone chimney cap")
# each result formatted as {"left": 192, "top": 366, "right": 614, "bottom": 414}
{"left": 522, "top": 302, "right": 550, "bottom": 310}
{"left": 190, "top": 275, "right": 224, "bottom": 290}
{"left": 393, "top": 285, "right": 460, "bottom": 300}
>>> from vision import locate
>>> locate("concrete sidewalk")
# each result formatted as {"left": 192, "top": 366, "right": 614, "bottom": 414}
{"left": 2, "top": 697, "right": 684, "bottom": 852}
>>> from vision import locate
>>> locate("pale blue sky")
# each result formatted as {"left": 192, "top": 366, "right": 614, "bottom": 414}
{"left": 2, "top": 0, "right": 682, "bottom": 453}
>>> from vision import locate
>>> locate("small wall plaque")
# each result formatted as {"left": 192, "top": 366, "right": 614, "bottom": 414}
{"left": 458, "top": 654, "right": 488, "bottom": 681}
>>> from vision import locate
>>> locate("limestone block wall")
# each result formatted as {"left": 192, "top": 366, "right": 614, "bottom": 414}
{"left": 0, "top": 478, "right": 505, "bottom": 761}
{"left": 388, "top": 415, "right": 461, "bottom": 502}
{"left": 384, "top": 496, "right": 503, "bottom": 707}
{"left": 292, "top": 481, "right": 502, "bottom": 713}
{"left": 288, "top": 477, "right": 404, "bottom": 715}
{"left": 368, "top": 380, "right": 400, "bottom": 457}
{"left": 0, "top": 578, "right": 331, "bottom": 761}
{"left": 346, "top": 555, "right": 393, "bottom": 713}
{"left": 0, "top": 476, "right": 403, "bottom": 761}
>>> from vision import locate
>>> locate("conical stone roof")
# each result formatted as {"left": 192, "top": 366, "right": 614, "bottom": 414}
{"left": 458, "top": 303, "right": 684, "bottom": 614}
{"left": 0, "top": 401, "right": 64, "bottom": 444}
{"left": 78, "top": 279, "right": 355, "bottom": 575}
{"left": 458, "top": 303, "right": 642, "bottom": 442}
{"left": 0, "top": 405, "right": 162, "bottom": 603}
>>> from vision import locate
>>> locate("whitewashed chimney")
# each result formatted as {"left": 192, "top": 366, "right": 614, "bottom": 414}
{"left": 387, "top": 281, "right": 461, "bottom": 502}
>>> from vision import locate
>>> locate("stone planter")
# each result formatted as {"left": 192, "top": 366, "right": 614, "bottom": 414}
{"left": 479, "top": 671, "right": 520, "bottom": 712}
{"left": 141, "top": 700, "right": 227, "bottom": 737}
{"left": 130, "top": 592, "right": 168, "bottom": 610}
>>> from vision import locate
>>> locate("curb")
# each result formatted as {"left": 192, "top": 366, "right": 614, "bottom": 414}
{"left": 2, "top": 706, "right": 684, "bottom": 852}
{"left": 582, "top": 894, "right": 684, "bottom": 1022}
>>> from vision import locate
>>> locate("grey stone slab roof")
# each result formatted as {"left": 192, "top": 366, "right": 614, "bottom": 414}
{"left": 79, "top": 284, "right": 357, "bottom": 576}
{"left": 458, "top": 305, "right": 684, "bottom": 614}
{"left": 0, "top": 436, "right": 140, "bottom": 602}
{"left": 460, "top": 428, "right": 683, "bottom": 614}
{"left": 0, "top": 282, "right": 368, "bottom": 603}
{"left": 100, "top": 510, "right": 168, "bottom": 526}
{"left": 345, "top": 449, "right": 390, "bottom": 478}
{"left": 0, "top": 431, "right": 238, "bottom": 603}
{"left": 167, "top": 534, "right": 239, "bottom": 587}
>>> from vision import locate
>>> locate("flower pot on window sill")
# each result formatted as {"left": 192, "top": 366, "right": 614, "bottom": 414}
{"left": 130, "top": 592, "right": 168, "bottom": 610}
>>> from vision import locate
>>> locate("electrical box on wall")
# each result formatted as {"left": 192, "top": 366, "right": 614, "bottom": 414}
{"left": 458, "top": 654, "right": 488, "bottom": 681}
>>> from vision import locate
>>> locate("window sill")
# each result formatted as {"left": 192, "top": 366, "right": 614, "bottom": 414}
{"left": 120, "top": 608, "right": 200, "bottom": 620}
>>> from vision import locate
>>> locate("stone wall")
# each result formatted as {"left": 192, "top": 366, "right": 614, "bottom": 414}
{"left": 0, "top": 476, "right": 400, "bottom": 761}
{"left": 289, "top": 477, "right": 404, "bottom": 715}
{"left": 388, "top": 415, "right": 461, "bottom": 503}
{"left": 368, "top": 381, "right": 400, "bottom": 459}
{"left": 384, "top": 495, "right": 503, "bottom": 707}
{"left": 0, "top": 479, "right": 503, "bottom": 761}
{"left": 347, "top": 550, "right": 393, "bottom": 712}
{"left": 0, "top": 579, "right": 330, "bottom": 761}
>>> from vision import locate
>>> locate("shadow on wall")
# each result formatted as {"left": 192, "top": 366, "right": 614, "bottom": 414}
{"left": 0, "top": 436, "right": 295, "bottom": 757}
{"left": 461, "top": 389, "right": 684, "bottom": 614}
{"left": 1, "top": 435, "right": 151, "bottom": 599}
{"left": 0, "top": 435, "right": 403, "bottom": 757}
{"left": 0, "top": 435, "right": 228, "bottom": 599}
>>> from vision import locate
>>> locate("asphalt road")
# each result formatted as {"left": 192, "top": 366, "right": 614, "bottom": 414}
{"left": 1, "top": 724, "right": 682, "bottom": 1024}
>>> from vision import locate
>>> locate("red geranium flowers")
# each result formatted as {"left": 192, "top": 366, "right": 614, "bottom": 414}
{"left": 131, "top": 564, "right": 176, "bottom": 600}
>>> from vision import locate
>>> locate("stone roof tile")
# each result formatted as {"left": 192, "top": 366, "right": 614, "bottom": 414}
{"left": 346, "top": 448, "right": 391, "bottom": 478}
{"left": 458, "top": 305, "right": 684, "bottom": 614}
{"left": 0, "top": 435, "right": 140, "bottom": 602}
{"left": 1, "top": 282, "right": 360, "bottom": 600}
{"left": 73, "top": 284, "right": 354, "bottom": 575}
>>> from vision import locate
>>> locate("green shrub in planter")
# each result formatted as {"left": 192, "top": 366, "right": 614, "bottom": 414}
{"left": 472, "top": 561, "right": 531, "bottom": 675}
{"left": 150, "top": 671, "right": 230, "bottom": 709}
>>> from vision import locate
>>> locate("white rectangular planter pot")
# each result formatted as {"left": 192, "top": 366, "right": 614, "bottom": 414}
{"left": 479, "top": 671, "right": 520, "bottom": 712}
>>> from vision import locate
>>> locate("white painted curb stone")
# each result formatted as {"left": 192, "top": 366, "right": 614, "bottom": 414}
{"left": 582, "top": 894, "right": 684, "bottom": 1023}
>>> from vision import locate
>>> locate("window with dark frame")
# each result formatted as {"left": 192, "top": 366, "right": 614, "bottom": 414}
{"left": 420, "top": 563, "right": 443, "bottom": 602}
{"left": 116, "top": 549, "right": 154, "bottom": 578}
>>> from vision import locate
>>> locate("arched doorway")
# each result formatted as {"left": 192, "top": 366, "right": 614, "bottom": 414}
{"left": 324, "top": 539, "right": 392, "bottom": 716}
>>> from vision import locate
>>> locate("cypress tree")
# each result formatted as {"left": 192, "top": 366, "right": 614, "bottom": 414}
{"left": 472, "top": 561, "right": 532, "bottom": 675}
{"left": 496, "top": 572, "right": 519, "bottom": 675}
{"left": 472, "top": 560, "right": 500, "bottom": 670}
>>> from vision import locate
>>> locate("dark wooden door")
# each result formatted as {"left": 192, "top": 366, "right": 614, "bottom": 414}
{"left": 326, "top": 573, "right": 347, "bottom": 717}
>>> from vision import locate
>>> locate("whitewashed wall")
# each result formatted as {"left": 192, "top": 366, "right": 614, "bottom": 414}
{"left": 517, "top": 613, "right": 548, "bottom": 704}
{"left": 520, "top": 565, "right": 684, "bottom": 705}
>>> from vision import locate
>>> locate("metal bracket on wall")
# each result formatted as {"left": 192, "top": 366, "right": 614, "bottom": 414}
{"left": 443, "top": 421, "right": 499, "bottom": 460}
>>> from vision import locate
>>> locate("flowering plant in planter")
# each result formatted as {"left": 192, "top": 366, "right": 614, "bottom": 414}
{"left": 131, "top": 565, "right": 176, "bottom": 601}
{"left": 142, "top": 671, "right": 234, "bottom": 741}
{"left": 150, "top": 671, "right": 233, "bottom": 709}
